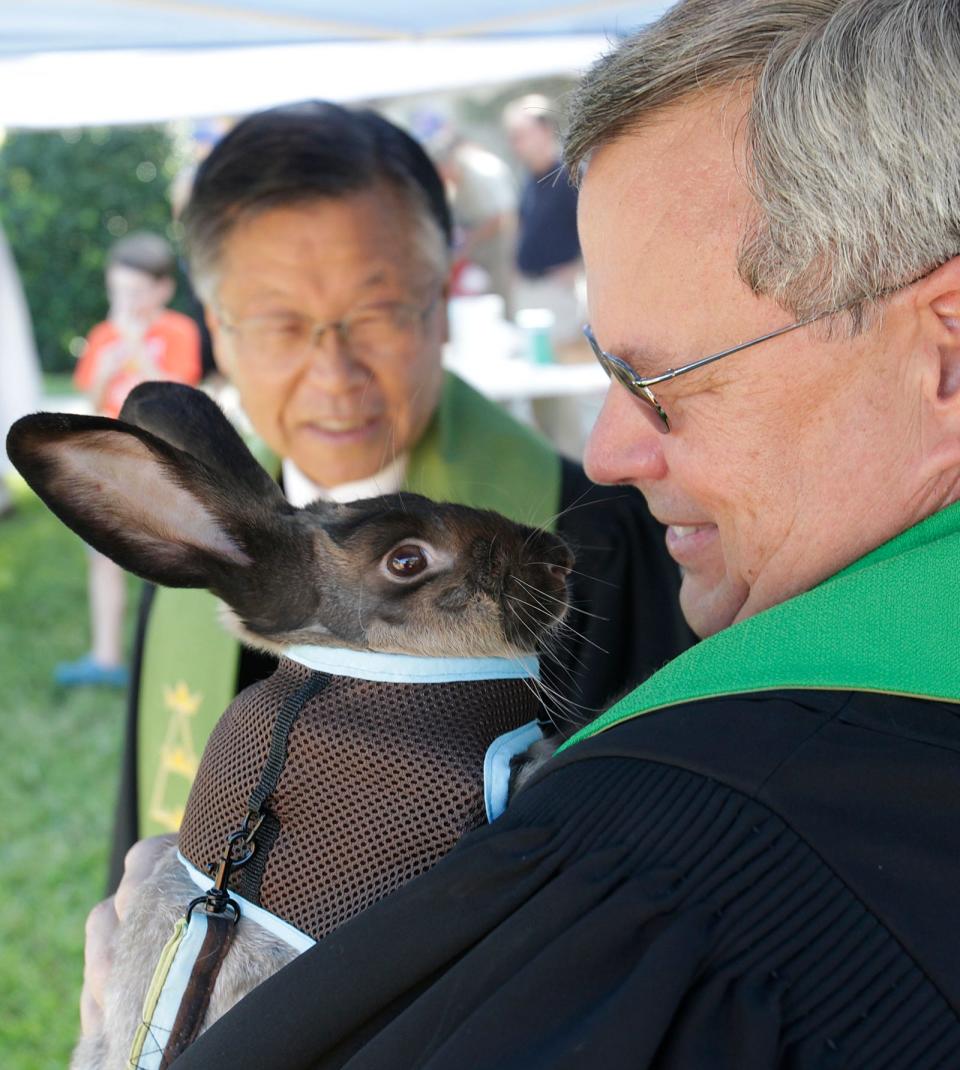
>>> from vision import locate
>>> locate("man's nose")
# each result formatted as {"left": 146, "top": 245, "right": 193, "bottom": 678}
{"left": 301, "top": 325, "right": 367, "bottom": 387}
{"left": 583, "top": 385, "right": 668, "bottom": 486}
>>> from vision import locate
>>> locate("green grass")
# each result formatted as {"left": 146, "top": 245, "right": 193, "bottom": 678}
{"left": 0, "top": 479, "right": 135, "bottom": 1066}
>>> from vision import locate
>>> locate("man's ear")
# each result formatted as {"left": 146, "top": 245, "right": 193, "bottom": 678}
{"left": 913, "top": 256, "right": 960, "bottom": 480}
{"left": 204, "top": 303, "right": 233, "bottom": 378}
{"left": 921, "top": 256, "right": 960, "bottom": 403}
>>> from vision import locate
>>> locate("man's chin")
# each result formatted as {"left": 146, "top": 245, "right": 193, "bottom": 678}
{"left": 294, "top": 442, "right": 399, "bottom": 490}
{"left": 678, "top": 574, "right": 745, "bottom": 640}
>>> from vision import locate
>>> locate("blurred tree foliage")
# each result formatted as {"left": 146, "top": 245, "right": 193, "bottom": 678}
{"left": 0, "top": 125, "right": 186, "bottom": 374}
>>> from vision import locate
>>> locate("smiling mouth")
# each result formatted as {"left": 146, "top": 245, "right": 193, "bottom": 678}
{"left": 664, "top": 522, "right": 718, "bottom": 563}
{"left": 664, "top": 521, "right": 714, "bottom": 537}
{"left": 300, "top": 415, "right": 382, "bottom": 435}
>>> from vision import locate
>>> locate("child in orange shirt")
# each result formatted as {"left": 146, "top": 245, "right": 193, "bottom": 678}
{"left": 57, "top": 232, "right": 201, "bottom": 687}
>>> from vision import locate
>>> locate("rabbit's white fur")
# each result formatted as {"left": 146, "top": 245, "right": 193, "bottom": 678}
{"left": 70, "top": 843, "right": 300, "bottom": 1070}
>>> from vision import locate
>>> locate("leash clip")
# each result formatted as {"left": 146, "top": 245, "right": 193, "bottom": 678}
{"left": 188, "top": 826, "right": 256, "bottom": 924}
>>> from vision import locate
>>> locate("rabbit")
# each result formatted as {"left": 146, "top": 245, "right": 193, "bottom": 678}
{"left": 6, "top": 381, "right": 573, "bottom": 1070}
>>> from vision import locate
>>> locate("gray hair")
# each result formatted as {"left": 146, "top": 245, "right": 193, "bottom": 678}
{"left": 566, "top": 0, "right": 960, "bottom": 327}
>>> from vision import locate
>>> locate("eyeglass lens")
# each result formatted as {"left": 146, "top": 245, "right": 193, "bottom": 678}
{"left": 587, "top": 330, "right": 670, "bottom": 433}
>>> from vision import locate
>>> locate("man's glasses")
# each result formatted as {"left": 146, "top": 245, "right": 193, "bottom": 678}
{"left": 583, "top": 314, "right": 828, "bottom": 433}
{"left": 218, "top": 291, "right": 441, "bottom": 374}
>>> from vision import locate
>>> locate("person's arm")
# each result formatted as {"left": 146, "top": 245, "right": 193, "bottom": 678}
{"left": 75, "top": 320, "right": 159, "bottom": 412}
{"left": 74, "top": 324, "right": 121, "bottom": 412}
{"left": 80, "top": 835, "right": 175, "bottom": 1036}
{"left": 154, "top": 314, "right": 202, "bottom": 386}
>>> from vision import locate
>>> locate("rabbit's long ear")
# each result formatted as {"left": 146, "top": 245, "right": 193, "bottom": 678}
{"left": 6, "top": 412, "right": 258, "bottom": 588}
{"left": 119, "top": 382, "right": 284, "bottom": 505}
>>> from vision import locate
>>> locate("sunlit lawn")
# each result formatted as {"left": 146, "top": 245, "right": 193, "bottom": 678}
{"left": 0, "top": 478, "right": 135, "bottom": 1067}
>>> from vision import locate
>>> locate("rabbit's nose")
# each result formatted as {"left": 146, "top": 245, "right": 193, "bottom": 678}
{"left": 547, "top": 561, "right": 572, "bottom": 582}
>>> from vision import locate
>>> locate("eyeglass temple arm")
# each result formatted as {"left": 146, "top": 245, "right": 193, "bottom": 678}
{"left": 641, "top": 314, "right": 824, "bottom": 387}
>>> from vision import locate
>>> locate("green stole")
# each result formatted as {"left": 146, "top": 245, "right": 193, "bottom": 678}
{"left": 137, "top": 372, "right": 561, "bottom": 836}
{"left": 560, "top": 499, "right": 960, "bottom": 754}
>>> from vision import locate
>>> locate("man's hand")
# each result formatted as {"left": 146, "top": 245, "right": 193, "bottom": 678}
{"left": 79, "top": 835, "right": 175, "bottom": 1036}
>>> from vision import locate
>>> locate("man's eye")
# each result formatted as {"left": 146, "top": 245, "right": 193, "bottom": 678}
{"left": 349, "top": 307, "right": 416, "bottom": 348}
{"left": 261, "top": 319, "right": 306, "bottom": 337}
{"left": 349, "top": 312, "right": 388, "bottom": 333}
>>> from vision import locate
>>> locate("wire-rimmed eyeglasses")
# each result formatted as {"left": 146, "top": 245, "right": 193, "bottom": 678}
{"left": 583, "top": 314, "right": 829, "bottom": 433}
{"left": 217, "top": 289, "right": 443, "bottom": 374}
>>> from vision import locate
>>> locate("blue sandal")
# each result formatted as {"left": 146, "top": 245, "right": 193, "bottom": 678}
{"left": 54, "top": 655, "right": 129, "bottom": 689}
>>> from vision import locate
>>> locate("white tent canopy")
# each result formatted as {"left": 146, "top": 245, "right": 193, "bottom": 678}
{"left": 0, "top": 36, "right": 630, "bottom": 128}
{"left": 0, "top": 1, "right": 670, "bottom": 128}
{"left": 1, "top": 2, "right": 669, "bottom": 54}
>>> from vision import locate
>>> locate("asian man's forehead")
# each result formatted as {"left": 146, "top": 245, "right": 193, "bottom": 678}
{"left": 213, "top": 197, "right": 436, "bottom": 313}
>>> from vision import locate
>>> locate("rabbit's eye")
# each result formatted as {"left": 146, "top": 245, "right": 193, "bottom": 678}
{"left": 385, "top": 544, "right": 429, "bottom": 578}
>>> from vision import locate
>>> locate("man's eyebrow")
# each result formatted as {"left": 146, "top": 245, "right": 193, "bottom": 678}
{"left": 357, "top": 269, "right": 390, "bottom": 290}
{"left": 244, "top": 271, "right": 393, "bottom": 307}
{"left": 242, "top": 285, "right": 289, "bottom": 301}
{"left": 608, "top": 340, "right": 675, "bottom": 379}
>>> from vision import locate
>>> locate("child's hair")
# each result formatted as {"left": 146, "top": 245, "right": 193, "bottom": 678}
{"left": 107, "top": 231, "right": 176, "bottom": 280}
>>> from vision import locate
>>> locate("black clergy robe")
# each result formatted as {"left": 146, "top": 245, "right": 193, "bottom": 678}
{"left": 169, "top": 687, "right": 960, "bottom": 1069}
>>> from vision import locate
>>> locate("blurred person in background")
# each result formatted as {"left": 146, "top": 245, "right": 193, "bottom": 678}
{"left": 0, "top": 224, "right": 42, "bottom": 519}
{"left": 503, "top": 93, "right": 584, "bottom": 357}
{"left": 503, "top": 94, "right": 595, "bottom": 458}
{"left": 55, "top": 232, "right": 201, "bottom": 688}
{"left": 417, "top": 111, "right": 518, "bottom": 314}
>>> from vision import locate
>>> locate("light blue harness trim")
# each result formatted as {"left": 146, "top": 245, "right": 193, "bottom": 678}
{"left": 136, "top": 910, "right": 218, "bottom": 1070}
{"left": 177, "top": 851, "right": 316, "bottom": 954}
{"left": 483, "top": 721, "right": 544, "bottom": 822}
{"left": 284, "top": 644, "right": 540, "bottom": 684}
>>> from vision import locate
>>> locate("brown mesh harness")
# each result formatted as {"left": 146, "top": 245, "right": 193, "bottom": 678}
{"left": 140, "top": 648, "right": 542, "bottom": 1067}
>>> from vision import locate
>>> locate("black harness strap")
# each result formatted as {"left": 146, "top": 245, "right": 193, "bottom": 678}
{"left": 160, "top": 912, "right": 237, "bottom": 1067}
{"left": 235, "top": 670, "right": 331, "bottom": 902}
{"left": 247, "top": 670, "right": 331, "bottom": 817}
